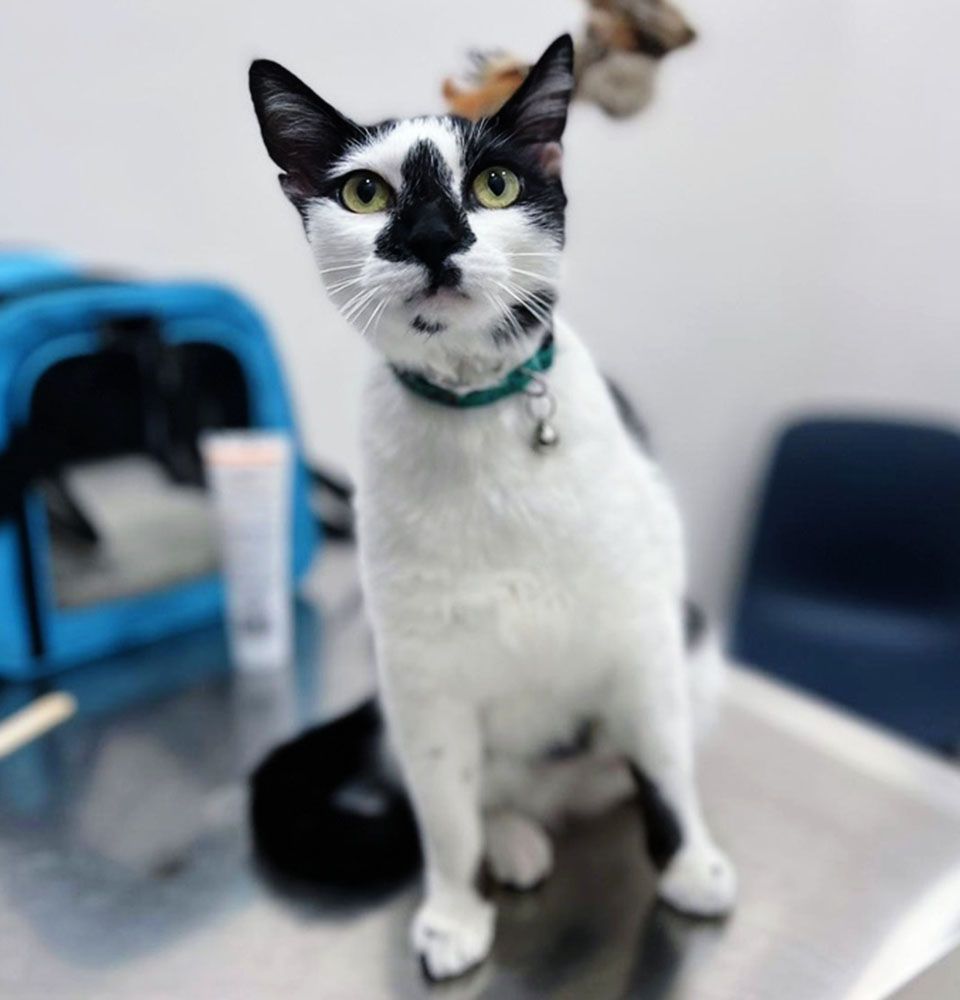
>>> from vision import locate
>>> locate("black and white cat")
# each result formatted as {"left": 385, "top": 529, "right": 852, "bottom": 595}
{"left": 249, "top": 34, "right": 736, "bottom": 981}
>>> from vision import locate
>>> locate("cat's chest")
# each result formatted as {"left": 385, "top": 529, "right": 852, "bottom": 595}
{"left": 362, "top": 406, "right": 613, "bottom": 570}
{"left": 362, "top": 370, "right": 634, "bottom": 530}
{"left": 356, "top": 341, "right": 685, "bottom": 603}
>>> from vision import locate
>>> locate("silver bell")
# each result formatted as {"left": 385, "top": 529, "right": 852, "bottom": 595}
{"left": 534, "top": 420, "right": 559, "bottom": 450}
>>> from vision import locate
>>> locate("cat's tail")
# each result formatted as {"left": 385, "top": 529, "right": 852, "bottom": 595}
{"left": 249, "top": 698, "right": 421, "bottom": 886}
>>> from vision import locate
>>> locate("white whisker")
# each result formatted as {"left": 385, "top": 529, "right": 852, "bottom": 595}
{"left": 316, "top": 262, "right": 366, "bottom": 275}
{"left": 508, "top": 266, "right": 555, "bottom": 282}
{"left": 362, "top": 297, "right": 389, "bottom": 338}
{"left": 336, "top": 286, "right": 369, "bottom": 312}
{"left": 344, "top": 291, "right": 379, "bottom": 325}
{"left": 327, "top": 275, "right": 365, "bottom": 294}
{"left": 494, "top": 281, "right": 537, "bottom": 316}
{"left": 353, "top": 296, "right": 378, "bottom": 334}
{"left": 339, "top": 287, "right": 377, "bottom": 324}
{"left": 492, "top": 280, "right": 553, "bottom": 326}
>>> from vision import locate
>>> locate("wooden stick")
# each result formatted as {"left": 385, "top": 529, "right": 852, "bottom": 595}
{"left": 0, "top": 692, "right": 77, "bottom": 759}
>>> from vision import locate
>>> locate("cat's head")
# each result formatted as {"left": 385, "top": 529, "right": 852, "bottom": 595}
{"left": 249, "top": 36, "right": 574, "bottom": 382}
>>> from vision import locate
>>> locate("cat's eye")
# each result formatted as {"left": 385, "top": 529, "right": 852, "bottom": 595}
{"left": 340, "top": 172, "right": 392, "bottom": 214}
{"left": 472, "top": 166, "right": 521, "bottom": 209}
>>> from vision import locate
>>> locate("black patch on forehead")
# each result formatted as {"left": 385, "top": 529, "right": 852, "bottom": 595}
{"left": 400, "top": 138, "right": 456, "bottom": 199}
{"left": 374, "top": 138, "right": 476, "bottom": 275}
{"left": 448, "top": 116, "right": 566, "bottom": 244}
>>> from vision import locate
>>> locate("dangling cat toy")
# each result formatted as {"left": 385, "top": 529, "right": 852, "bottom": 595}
{"left": 444, "top": 0, "right": 697, "bottom": 121}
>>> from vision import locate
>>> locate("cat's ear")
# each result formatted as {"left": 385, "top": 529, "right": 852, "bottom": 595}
{"left": 493, "top": 35, "right": 575, "bottom": 174}
{"left": 249, "top": 59, "right": 364, "bottom": 203}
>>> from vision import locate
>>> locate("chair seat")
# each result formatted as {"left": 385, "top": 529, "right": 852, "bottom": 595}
{"left": 734, "top": 586, "right": 960, "bottom": 749}
{"left": 731, "top": 417, "right": 960, "bottom": 753}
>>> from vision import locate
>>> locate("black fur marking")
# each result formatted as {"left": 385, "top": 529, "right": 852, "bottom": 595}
{"left": 630, "top": 764, "right": 683, "bottom": 871}
{"left": 459, "top": 35, "right": 573, "bottom": 242}
{"left": 606, "top": 377, "right": 652, "bottom": 451}
{"left": 453, "top": 121, "right": 567, "bottom": 245}
{"left": 492, "top": 35, "right": 574, "bottom": 147}
{"left": 684, "top": 599, "right": 708, "bottom": 650}
{"left": 490, "top": 290, "right": 557, "bottom": 346}
{"left": 249, "top": 36, "right": 575, "bottom": 254}
{"left": 419, "top": 952, "right": 486, "bottom": 984}
{"left": 248, "top": 60, "right": 368, "bottom": 209}
{"left": 375, "top": 140, "right": 476, "bottom": 286}
{"left": 546, "top": 717, "right": 596, "bottom": 760}
{"left": 600, "top": 382, "right": 709, "bottom": 656}
{"left": 411, "top": 315, "right": 446, "bottom": 335}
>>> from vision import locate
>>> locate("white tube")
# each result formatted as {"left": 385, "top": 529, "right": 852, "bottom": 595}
{"left": 201, "top": 431, "right": 293, "bottom": 671}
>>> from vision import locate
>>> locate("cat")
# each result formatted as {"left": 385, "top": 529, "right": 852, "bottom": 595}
{"left": 249, "top": 34, "right": 736, "bottom": 981}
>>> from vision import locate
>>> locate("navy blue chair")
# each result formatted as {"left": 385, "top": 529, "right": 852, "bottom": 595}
{"left": 731, "top": 417, "right": 960, "bottom": 752}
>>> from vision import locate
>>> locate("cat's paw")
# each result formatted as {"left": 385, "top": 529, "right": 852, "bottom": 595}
{"left": 412, "top": 891, "right": 495, "bottom": 981}
{"left": 485, "top": 812, "right": 554, "bottom": 890}
{"left": 657, "top": 841, "right": 737, "bottom": 917}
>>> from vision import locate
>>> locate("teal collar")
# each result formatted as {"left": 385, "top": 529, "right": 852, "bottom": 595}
{"left": 391, "top": 334, "right": 555, "bottom": 408}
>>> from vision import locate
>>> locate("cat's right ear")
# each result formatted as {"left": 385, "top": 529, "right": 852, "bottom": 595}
{"left": 248, "top": 60, "right": 364, "bottom": 203}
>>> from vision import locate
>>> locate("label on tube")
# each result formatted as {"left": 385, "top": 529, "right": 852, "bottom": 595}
{"left": 201, "top": 431, "right": 293, "bottom": 671}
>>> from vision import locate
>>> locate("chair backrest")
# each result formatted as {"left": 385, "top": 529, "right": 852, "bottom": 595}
{"left": 737, "top": 417, "right": 960, "bottom": 613}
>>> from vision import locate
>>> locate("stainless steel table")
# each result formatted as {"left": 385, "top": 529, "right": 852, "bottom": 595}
{"left": 2, "top": 546, "right": 960, "bottom": 999}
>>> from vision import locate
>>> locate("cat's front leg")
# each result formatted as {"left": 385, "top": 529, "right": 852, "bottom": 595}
{"left": 607, "top": 603, "right": 737, "bottom": 917}
{"left": 383, "top": 674, "right": 494, "bottom": 980}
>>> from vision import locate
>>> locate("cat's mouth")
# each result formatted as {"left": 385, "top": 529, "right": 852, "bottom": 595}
{"left": 404, "top": 286, "right": 470, "bottom": 307}
{"left": 402, "top": 262, "right": 470, "bottom": 308}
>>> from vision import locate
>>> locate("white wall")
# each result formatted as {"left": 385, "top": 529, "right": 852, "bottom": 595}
{"left": 2, "top": 0, "right": 959, "bottom": 616}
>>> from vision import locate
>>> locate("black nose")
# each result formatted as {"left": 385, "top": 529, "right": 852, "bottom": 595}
{"left": 404, "top": 202, "right": 465, "bottom": 271}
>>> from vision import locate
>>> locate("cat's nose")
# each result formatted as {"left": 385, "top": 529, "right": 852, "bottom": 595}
{"left": 405, "top": 203, "right": 465, "bottom": 272}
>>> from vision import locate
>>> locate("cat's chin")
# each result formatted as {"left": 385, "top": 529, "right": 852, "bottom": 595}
{"left": 366, "top": 302, "right": 537, "bottom": 382}
{"left": 398, "top": 291, "right": 492, "bottom": 335}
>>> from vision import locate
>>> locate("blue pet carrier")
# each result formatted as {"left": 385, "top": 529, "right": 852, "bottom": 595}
{"left": 0, "top": 252, "right": 319, "bottom": 678}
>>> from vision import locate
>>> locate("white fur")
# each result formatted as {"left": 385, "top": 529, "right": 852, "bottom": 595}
{"left": 303, "top": 119, "right": 736, "bottom": 980}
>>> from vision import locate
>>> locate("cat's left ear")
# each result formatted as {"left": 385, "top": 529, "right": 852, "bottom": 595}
{"left": 494, "top": 34, "right": 575, "bottom": 177}
{"left": 249, "top": 59, "right": 364, "bottom": 203}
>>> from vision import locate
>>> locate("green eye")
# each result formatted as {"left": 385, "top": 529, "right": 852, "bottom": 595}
{"left": 472, "top": 166, "right": 521, "bottom": 209}
{"left": 340, "top": 172, "right": 392, "bottom": 213}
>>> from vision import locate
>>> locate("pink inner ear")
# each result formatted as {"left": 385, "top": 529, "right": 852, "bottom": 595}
{"left": 537, "top": 142, "right": 563, "bottom": 178}
{"left": 280, "top": 172, "right": 313, "bottom": 202}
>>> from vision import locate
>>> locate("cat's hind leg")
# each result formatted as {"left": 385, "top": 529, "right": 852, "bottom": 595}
{"left": 606, "top": 600, "right": 737, "bottom": 917}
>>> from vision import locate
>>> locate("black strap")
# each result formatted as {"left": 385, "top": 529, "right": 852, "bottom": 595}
{"left": 13, "top": 499, "right": 46, "bottom": 658}
{"left": 307, "top": 464, "right": 354, "bottom": 541}
{"left": 102, "top": 315, "right": 204, "bottom": 486}
{"left": 0, "top": 425, "right": 69, "bottom": 522}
